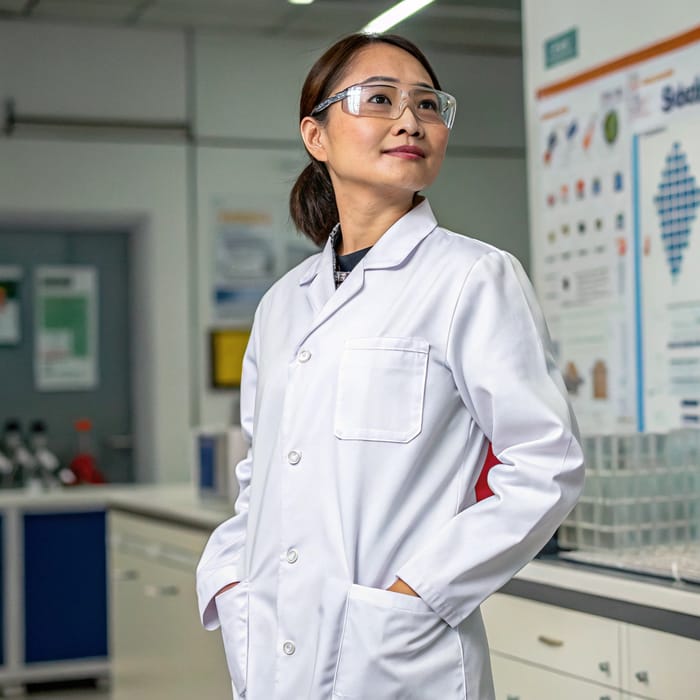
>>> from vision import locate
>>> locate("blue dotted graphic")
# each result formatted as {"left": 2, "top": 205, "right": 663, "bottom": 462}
{"left": 653, "top": 142, "right": 700, "bottom": 279}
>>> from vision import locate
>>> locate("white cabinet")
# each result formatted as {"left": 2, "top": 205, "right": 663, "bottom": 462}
{"left": 109, "top": 511, "right": 231, "bottom": 700}
{"left": 491, "top": 653, "right": 621, "bottom": 700}
{"left": 483, "top": 593, "right": 621, "bottom": 687}
{"left": 623, "top": 623, "right": 700, "bottom": 699}
{"left": 483, "top": 592, "right": 699, "bottom": 700}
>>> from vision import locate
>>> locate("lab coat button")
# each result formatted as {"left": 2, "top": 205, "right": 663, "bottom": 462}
{"left": 298, "top": 350, "right": 311, "bottom": 363}
{"left": 282, "top": 640, "right": 296, "bottom": 655}
{"left": 286, "top": 548, "right": 299, "bottom": 564}
{"left": 287, "top": 450, "right": 301, "bottom": 465}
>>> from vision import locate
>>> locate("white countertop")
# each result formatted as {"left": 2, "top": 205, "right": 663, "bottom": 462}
{"left": 2, "top": 482, "right": 698, "bottom": 618}
{"left": 0, "top": 482, "right": 232, "bottom": 529}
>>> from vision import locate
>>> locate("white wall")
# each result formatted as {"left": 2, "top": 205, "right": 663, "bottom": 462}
{"left": 0, "top": 22, "right": 191, "bottom": 482}
{"left": 1, "top": 19, "right": 529, "bottom": 452}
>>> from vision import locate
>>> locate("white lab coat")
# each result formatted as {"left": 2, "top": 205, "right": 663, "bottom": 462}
{"left": 197, "top": 199, "right": 584, "bottom": 700}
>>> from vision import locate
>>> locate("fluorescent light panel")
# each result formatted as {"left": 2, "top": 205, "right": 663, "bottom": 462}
{"left": 362, "top": 0, "right": 437, "bottom": 34}
{"left": 289, "top": 0, "right": 315, "bottom": 5}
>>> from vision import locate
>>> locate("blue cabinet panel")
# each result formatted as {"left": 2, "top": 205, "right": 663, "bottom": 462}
{"left": 23, "top": 510, "right": 108, "bottom": 663}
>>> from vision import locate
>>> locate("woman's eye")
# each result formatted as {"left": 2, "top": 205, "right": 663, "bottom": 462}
{"left": 418, "top": 99, "right": 439, "bottom": 111}
{"left": 367, "top": 93, "right": 392, "bottom": 105}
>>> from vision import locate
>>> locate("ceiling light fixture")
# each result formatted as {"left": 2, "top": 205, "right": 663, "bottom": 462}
{"left": 288, "top": 0, "right": 315, "bottom": 5}
{"left": 362, "top": 0, "right": 437, "bottom": 34}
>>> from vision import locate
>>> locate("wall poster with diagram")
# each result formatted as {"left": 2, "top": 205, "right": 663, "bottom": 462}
{"left": 531, "top": 25, "right": 700, "bottom": 433}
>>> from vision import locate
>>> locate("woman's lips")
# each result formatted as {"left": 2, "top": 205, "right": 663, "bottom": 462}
{"left": 383, "top": 145, "right": 426, "bottom": 159}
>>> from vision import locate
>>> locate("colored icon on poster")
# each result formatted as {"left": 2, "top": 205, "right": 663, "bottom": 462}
{"left": 544, "top": 130, "right": 557, "bottom": 164}
{"left": 614, "top": 171, "right": 624, "bottom": 191}
{"left": 583, "top": 116, "right": 596, "bottom": 150}
{"left": 592, "top": 177, "right": 602, "bottom": 195}
{"left": 592, "top": 360, "right": 608, "bottom": 399}
{"left": 603, "top": 110, "right": 619, "bottom": 144}
{"left": 563, "top": 361, "right": 584, "bottom": 395}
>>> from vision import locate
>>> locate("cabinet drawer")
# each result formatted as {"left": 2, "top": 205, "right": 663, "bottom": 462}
{"left": 492, "top": 653, "right": 620, "bottom": 700}
{"left": 625, "top": 624, "right": 700, "bottom": 699}
{"left": 482, "top": 593, "right": 621, "bottom": 686}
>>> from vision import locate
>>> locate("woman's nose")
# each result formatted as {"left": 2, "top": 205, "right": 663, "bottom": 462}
{"left": 391, "top": 103, "right": 424, "bottom": 137}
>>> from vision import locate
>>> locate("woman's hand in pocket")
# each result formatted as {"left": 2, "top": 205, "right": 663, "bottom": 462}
{"left": 386, "top": 577, "right": 419, "bottom": 597}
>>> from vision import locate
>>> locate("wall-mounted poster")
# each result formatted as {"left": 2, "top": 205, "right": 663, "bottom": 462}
{"left": 35, "top": 266, "right": 98, "bottom": 391}
{"left": 531, "top": 24, "right": 700, "bottom": 433}
{"left": 0, "top": 266, "right": 22, "bottom": 345}
{"left": 212, "top": 198, "right": 279, "bottom": 322}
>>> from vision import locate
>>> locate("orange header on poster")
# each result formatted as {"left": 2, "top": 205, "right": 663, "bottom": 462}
{"left": 537, "top": 24, "right": 700, "bottom": 99}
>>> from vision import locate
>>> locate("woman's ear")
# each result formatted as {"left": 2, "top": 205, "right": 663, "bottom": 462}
{"left": 300, "top": 117, "right": 328, "bottom": 163}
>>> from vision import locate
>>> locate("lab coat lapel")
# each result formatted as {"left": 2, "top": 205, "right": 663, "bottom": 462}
{"left": 297, "top": 199, "right": 438, "bottom": 346}
{"left": 298, "top": 236, "right": 365, "bottom": 347}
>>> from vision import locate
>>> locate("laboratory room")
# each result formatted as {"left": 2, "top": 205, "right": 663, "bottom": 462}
{"left": 0, "top": 0, "right": 699, "bottom": 698}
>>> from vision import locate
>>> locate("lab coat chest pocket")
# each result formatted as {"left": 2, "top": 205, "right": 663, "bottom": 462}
{"left": 335, "top": 337, "right": 429, "bottom": 442}
{"left": 333, "top": 584, "right": 466, "bottom": 699}
{"left": 216, "top": 580, "right": 250, "bottom": 697}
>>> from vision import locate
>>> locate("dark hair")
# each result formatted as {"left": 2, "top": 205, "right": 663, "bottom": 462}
{"left": 289, "top": 33, "right": 443, "bottom": 246}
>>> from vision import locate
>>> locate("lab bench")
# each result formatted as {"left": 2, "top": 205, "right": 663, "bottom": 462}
{"left": 106, "top": 486, "right": 700, "bottom": 700}
{"left": 1, "top": 484, "right": 699, "bottom": 698}
{"left": 0, "top": 488, "right": 114, "bottom": 695}
{"left": 0, "top": 484, "right": 231, "bottom": 696}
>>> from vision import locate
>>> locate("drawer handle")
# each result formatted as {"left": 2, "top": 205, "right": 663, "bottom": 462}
{"left": 600, "top": 696, "right": 612, "bottom": 700}
{"left": 144, "top": 584, "right": 180, "bottom": 598}
{"left": 114, "top": 568, "right": 139, "bottom": 581}
{"left": 635, "top": 670, "right": 649, "bottom": 683}
{"left": 598, "top": 661, "right": 610, "bottom": 673}
{"left": 506, "top": 696, "right": 520, "bottom": 700}
{"left": 537, "top": 634, "right": 564, "bottom": 648}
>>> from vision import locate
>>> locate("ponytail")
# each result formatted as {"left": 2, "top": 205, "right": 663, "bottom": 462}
{"left": 289, "top": 159, "right": 339, "bottom": 247}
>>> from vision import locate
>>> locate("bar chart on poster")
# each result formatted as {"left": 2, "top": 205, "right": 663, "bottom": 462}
{"left": 531, "top": 25, "right": 700, "bottom": 434}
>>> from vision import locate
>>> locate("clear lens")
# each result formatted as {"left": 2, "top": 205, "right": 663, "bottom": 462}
{"left": 341, "top": 83, "right": 456, "bottom": 128}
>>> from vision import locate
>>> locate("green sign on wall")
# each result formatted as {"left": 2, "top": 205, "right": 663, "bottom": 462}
{"left": 545, "top": 28, "right": 578, "bottom": 68}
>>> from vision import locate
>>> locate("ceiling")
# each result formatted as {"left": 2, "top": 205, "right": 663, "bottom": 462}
{"left": 0, "top": 0, "right": 522, "bottom": 54}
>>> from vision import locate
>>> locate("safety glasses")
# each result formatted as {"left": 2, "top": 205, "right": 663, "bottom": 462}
{"left": 310, "top": 81, "right": 457, "bottom": 129}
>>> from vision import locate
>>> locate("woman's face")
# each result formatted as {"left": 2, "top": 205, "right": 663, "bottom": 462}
{"left": 306, "top": 43, "right": 450, "bottom": 202}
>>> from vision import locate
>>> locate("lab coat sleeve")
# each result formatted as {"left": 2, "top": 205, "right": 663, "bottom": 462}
{"left": 195, "top": 311, "right": 259, "bottom": 631}
{"left": 395, "top": 250, "right": 584, "bottom": 629}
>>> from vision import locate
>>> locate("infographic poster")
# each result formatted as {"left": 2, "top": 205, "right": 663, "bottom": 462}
{"left": 532, "top": 25, "right": 700, "bottom": 433}
{"left": 35, "top": 266, "right": 98, "bottom": 391}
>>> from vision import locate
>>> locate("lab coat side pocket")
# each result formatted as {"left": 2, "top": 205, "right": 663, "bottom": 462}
{"left": 334, "top": 337, "right": 429, "bottom": 443}
{"left": 332, "top": 584, "right": 466, "bottom": 699}
{"left": 216, "top": 580, "right": 250, "bottom": 698}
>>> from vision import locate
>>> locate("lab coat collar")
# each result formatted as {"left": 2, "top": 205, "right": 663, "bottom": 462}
{"left": 297, "top": 198, "right": 438, "bottom": 286}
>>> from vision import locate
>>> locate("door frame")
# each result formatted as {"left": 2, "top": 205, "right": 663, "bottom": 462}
{"left": 0, "top": 211, "right": 153, "bottom": 482}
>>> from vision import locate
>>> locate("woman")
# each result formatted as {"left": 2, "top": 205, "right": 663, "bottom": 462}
{"left": 197, "top": 33, "right": 584, "bottom": 700}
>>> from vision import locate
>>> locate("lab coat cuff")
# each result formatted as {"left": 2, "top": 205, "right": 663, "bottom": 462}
{"left": 395, "top": 564, "right": 462, "bottom": 629}
{"left": 197, "top": 565, "right": 245, "bottom": 631}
